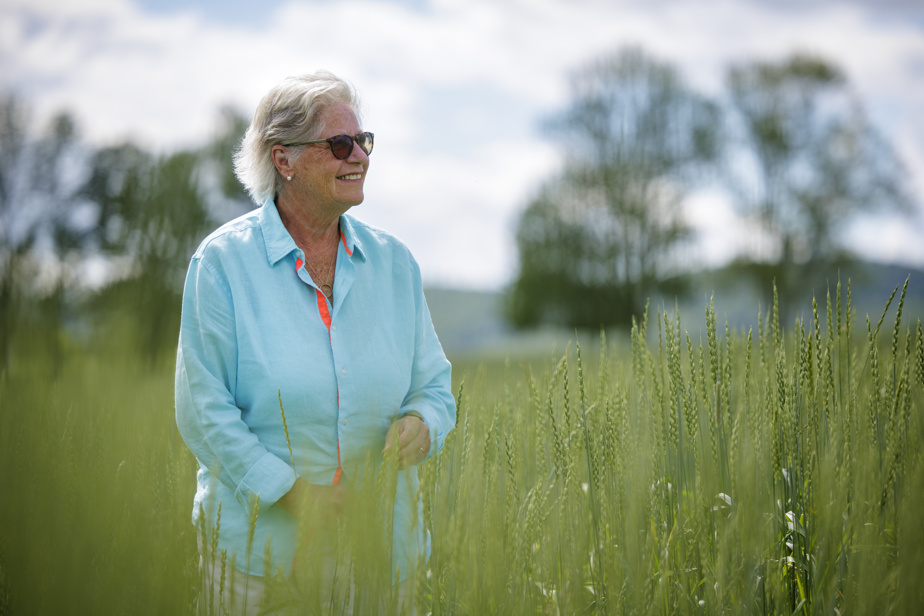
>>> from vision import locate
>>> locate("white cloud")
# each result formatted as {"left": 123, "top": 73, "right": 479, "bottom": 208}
{"left": 2, "top": 0, "right": 923, "bottom": 289}
{"left": 361, "top": 136, "right": 560, "bottom": 288}
{"left": 684, "top": 188, "right": 751, "bottom": 268}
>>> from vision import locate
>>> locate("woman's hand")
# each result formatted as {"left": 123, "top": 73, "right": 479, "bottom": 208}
{"left": 383, "top": 414, "right": 430, "bottom": 470}
{"left": 278, "top": 477, "right": 348, "bottom": 518}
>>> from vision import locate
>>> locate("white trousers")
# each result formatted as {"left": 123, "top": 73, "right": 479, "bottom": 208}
{"left": 196, "top": 540, "right": 416, "bottom": 615}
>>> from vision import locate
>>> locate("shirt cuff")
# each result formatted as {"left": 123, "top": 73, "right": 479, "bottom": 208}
{"left": 234, "top": 451, "right": 297, "bottom": 512}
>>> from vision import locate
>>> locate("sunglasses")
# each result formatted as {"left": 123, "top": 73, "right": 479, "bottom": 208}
{"left": 283, "top": 132, "right": 374, "bottom": 160}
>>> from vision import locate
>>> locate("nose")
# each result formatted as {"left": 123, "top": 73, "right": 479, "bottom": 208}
{"left": 347, "top": 139, "right": 370, "bottom": 165}
{"left": 345, "top": 132, "right": 372, "bottom": 161}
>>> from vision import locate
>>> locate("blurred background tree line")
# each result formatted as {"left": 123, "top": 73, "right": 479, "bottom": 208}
{"left": 0, "top": 47, "right": 917, "bottom": 376}
{"left": 0, "top": 98, "right": 250, "bottom": 374}
{"left": 509, "top": 48, "right": 915, "bottom": 329}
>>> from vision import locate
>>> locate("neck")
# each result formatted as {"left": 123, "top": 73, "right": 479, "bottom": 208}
{"left": 276, "top": 196, "right": 341, "bottom": 255}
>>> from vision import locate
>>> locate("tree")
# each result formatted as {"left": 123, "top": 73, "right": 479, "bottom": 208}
{"left": 0, "top": 95, "right": 28, "bottom": 373}
{"left": 206, "top": 105, "right": 252, "bottom": 212}
{"left": 82, "top": 145, "right": 213, "bottom": 363}
{"left": 725, "top": 53, "right": 913, "bottom": 310}
{"left": 508, "top": 48, "right": 721, "bottom": 329}
{"left": 0, "top": 92, "right": 248, "bottom": 368}
{"left": 0, "top": 95, "right": 88, "bottom": 374}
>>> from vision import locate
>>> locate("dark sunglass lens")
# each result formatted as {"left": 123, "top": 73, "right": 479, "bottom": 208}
{"left": 329, "top": 135, "right": 354, "bottom": 159}
{"left": 357, "top": 133, "right": 374, "bottom": 155}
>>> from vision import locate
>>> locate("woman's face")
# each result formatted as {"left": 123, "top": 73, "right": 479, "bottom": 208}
{"left": 289, "top": 103, "right": 369, "bottom": 216}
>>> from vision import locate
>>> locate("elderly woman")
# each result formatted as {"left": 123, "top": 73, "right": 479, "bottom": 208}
{"left": 175, "top": 71, "right": 455, "bottom": 614}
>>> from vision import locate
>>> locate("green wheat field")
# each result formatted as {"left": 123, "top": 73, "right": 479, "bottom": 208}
{"left": 1, "top": 281, "right": 922, "bottom": 615}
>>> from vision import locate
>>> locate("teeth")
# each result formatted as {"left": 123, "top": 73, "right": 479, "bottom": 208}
{"left": 338, "top": 174, "right": 362, "bottom": 180}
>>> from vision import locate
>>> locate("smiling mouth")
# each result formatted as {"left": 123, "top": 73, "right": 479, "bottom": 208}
{"left": 337, "top": 173, "right": 363, "bottom": 181}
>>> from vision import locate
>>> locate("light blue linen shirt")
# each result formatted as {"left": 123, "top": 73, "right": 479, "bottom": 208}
{"left": 175, "top": 197, "right": 455, "bottom": 578}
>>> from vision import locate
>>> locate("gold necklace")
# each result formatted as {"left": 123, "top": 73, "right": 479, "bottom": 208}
{"left": 303, "top": 248, "right": 336, "bottom": 299}
{"left": 280, "top": 207, "right": 339, "bottom": 300}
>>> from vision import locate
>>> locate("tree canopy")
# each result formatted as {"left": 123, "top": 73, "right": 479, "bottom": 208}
{"left": 726, "top": 53, "right": 912, "bottom": 262}
{"left": 508, "top": 49, "right": 915, "bottom": 329}
{"left": 0, "top": 94, "right": 251, "bottom": 371}
{"left": 724, "top": 52, "right": 913, "bottom": 314}
{"left": 509, "top": 48, "right": 720, "bottom": 328}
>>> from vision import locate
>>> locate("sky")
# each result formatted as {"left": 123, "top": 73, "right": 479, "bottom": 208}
{"left": 2, "top": 0, "right": 924, "bottom": 290}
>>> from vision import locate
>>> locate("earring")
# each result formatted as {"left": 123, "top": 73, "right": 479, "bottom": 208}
{"left": 286, "top": 176, "right": 292, "bottom": 181}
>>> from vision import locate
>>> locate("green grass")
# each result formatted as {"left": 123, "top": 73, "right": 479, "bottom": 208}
{"left": 1, "top": 281, "right": 922, "bottom": 614}
{"left": 0, "top": 348, "right": 199, "bottom": 614}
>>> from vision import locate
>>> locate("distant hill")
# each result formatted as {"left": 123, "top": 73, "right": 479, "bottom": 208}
{"left": 662, "top": 261, "right": 924, "bottom": 329}
{"left": 422, "top": 287, "right": 508, "bottom": 355}
{"left": 425, "top": 261, "right": 924, "bottom": 359}
{"left": 423, "top": 287, "right": 579, "bottom": 361}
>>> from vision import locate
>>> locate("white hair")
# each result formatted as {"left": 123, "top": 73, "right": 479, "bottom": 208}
{"left": 233, "top": 71, "right": 362, "bottom": 205}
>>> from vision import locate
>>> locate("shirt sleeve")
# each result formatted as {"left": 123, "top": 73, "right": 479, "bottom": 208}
{"left": 175, "top": 255, "right": 296, "bottom": 512}
{"left": 399, "top": 255, "right": 456, "bottom": 461}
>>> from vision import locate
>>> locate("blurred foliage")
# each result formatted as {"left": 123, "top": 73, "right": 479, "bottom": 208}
{"left": 509, "top": 49, "right": 916, "bottom": 330}
{"left": 0, "top": 47, "right": 919, "bottom": 361}
{"left": 209, "top": 105, "right": 253, "bottom": 206}
{"left": 0, "top": 95, "right": 87, "bottom": 374}
{"left": 725, "top": 53, "right": 914, "bottom": 319}
{"left": 0, "top": 96, "right": 251, "bottom": 372}
{"left": 0, "top": 332, "right": 199, "bottom": 614}
{"left": 509, "top": 48, "right": 720, "bottom": 329}
{"left": 83, "top": 147, "right": 211, "bottom": 362}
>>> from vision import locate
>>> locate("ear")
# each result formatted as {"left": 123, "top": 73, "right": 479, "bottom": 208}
{"left": 271, "top": 145, "right": 294, "bottom": 178}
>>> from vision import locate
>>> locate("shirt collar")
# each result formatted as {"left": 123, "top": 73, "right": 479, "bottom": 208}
{"left": 259, "top": 197, "right": 296, "bottom": 267}
{"left": 259, "top": 197, "right": 366, "bottom": 266}
{"left": 337, "top": 213, "right": 366, "bottom": 261}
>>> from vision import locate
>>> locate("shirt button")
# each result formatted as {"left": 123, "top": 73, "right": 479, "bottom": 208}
{"left": 331, "top": 325, "right": 337, "bottom": 331}
{"left": 342, "top": 419, "right": 348, "bottom": 425}
{"left": 341, "top": 368, "right": 347, "bottom": 375}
